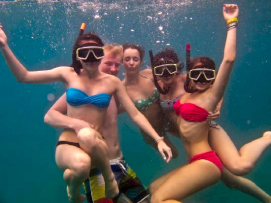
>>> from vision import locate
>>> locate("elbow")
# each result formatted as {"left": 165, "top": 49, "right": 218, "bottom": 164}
{"left": 224, "top": 58, "right": 235, "bottom": 67}
{"left": 44, "top": 113, "right": 51, "bottom": 125}
{"left": 224, "top": 53, "right": 236, "bottom": 65}
{"left": 16, "top": 73, "right": 29, "bottom": 83}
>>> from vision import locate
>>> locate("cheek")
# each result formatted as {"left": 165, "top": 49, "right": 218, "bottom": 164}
{"left": 122, "top": 61, "right": 129, "bottom": 69}
{"left": 100, "top": 66, "right": 110, "bottom": 73}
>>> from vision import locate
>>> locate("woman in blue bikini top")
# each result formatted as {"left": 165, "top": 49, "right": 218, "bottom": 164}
{"left": 0, "top": 28, "right": 172, "bottom": 202}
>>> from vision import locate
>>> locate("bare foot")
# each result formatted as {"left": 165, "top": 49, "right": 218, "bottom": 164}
{"left": 263, "top": 131, "right": 271, "bottom": 146}
{"left": 105, "top": 178, "right": 119, "bottom": 199}
{"left": 67, "top": 186, "right": 86, "bottom": 203}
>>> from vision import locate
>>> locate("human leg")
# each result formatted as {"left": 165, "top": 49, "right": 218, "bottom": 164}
{"left": 209, "top": 126, "right": 271, "bottom": 175}
{"left": 55, "top": 142, "right": 90, "bottom": 203}
{"left": 221, "top": 168, "right": 271, "bottom": 203}
{"left": 77, "top": 127, "right": 119, "bottom": 199}
{"left": 151, "top": 160, "right": 221, "bottom": 203}
{"left": 149, "top": 168, "right": 180, "bottom": 195}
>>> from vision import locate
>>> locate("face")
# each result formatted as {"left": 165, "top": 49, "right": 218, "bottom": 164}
{"left": 99, "top": 53, "right": 122, "bottom": 76}
{"left": 78, "top": 40, "right": 102, "bottom": 70}
{"left": 191, "top": 62, "right": 213, "bottom": 91}
{"left": 155, "top": 59, "right": 177, "bottom": 86}
{"left": 123, "top": 48, "right": 141, "bottom": 74}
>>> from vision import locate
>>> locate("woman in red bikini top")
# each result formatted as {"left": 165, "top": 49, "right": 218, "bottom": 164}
{"left": 150, "top": 4, "right": 239, "bottom": 203}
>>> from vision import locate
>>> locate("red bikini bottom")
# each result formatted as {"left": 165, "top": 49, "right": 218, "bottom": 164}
{"left": 188, "top": 150, "right": 223, "bottom": 173}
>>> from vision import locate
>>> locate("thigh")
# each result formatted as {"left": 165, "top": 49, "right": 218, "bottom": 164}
{"left": 208, "top": 126, "right": 239, "bottom": 165}
{"left": 150, "top": 168, "right": 180, "bottom": 194}
{"left": 153, "top": 160, "right": 221, "bottom": 201}
{"left": 55, "top": 143, "right": 90, "bottom": 172}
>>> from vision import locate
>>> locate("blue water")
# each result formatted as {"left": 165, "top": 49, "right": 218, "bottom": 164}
{"left": 0, "top": 1, "right": 270, "bottom": 203}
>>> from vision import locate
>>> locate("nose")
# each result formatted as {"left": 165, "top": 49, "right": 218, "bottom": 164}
{"left": 110, "top": 64, "right": 119, "bottom": 75}
{"left": 129, "top": 59, "right": 134, "bottom": 65}
{"left": 111, "top": 64, "right": 116, "bottom": 72}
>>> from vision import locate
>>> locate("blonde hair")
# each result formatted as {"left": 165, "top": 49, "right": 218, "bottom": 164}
{"left": 104, "top": 44, "right": 123, "bottom": 59}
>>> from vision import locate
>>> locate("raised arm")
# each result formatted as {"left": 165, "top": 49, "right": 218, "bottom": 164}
{"left": 0, "top": 27, "right": 66, "bottom": 84}
{"left": 211, "top": 4, "right": 238, "bottom": 103}
{"left": 114, "top": 77, "right": 172, "bottom": 162}
{"left": 44, "top": 93, "right": 91, "bottom": 133}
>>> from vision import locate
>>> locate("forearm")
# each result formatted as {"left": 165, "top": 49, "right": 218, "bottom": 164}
{"left": 1, "top": 44, "right": 29, "bottom": 82}
{"left": 44, "top": 110, "right": 77, "bottom": 130}
{"left": 223, "top": 22, "right": 237, "bottom": 63}
{"left": 131, "top": 111, "right": 161, "bottom": 141}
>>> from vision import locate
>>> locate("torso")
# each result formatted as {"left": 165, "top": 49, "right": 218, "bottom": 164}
{"left": 124, "top": 69, "right": 166, "bottom": 135}
{"left": 58, "top": 67, "right": 121, "bottom": 145}
{"left": 176, "top": 89, "right": 215, "bottom": 158}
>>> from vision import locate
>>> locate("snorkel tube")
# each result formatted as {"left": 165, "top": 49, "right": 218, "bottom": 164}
{"left": 149, "top": 50, "right": 169, "bottom": 95}
{"left": 184, "top": 43, "right": 197, "bottom": 93}
{"left": 78, "top": 22, "right": 86, "bottom": 37}
{"left": 186, "top": 44, "right": 191, "bottom": 71}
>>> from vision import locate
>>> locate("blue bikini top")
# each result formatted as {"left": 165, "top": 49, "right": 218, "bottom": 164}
{"left": 66, "top": 88, "right": 111, "bottom": 108}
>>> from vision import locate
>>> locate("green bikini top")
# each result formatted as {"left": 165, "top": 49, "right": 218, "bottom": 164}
{"left": 134, "top": 89, "right": 159, "bottom": 111}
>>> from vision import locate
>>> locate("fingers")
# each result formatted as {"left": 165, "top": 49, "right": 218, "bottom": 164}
{"left": 224, "top": 4, "right": 238, "bottom": 12}
{"left": 160, "top": 150, "right": 167, "bottom": 161}
{"left": 159, "top": 146, "right": 172, "bottom": 163}
{"left": 165, "top": 148, "right": 172, "bottom": 163}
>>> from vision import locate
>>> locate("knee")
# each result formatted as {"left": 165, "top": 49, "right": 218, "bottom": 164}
{"left": 70, "top": 154, "right": 91, "bottom": 178}
{"left": 77, "top": 128, "right": 99, "bottom": 147}
{"left": 150, "top": 192, "right": 163, "bottom": 203}
{"left": 149, "top": 182, "right": 156, "bottom": 195}
{"left": 227, "top": 161, "right": 254, "bottom": 176}
{"left": 222, "top": 177, "right": 239, "bottom": 189}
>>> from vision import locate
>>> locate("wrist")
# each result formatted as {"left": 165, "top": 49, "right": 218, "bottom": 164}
{"left": 227, "top": 17, "right": 238, "bottom": 25}
{"left": 155, "top": 136, "right": 164, "bottom": 144}
{"left": 226, "top": 17, "right": 238, "bottom": 31}
{"left": 69, "top": 118, "right": 80, "bottom": 130}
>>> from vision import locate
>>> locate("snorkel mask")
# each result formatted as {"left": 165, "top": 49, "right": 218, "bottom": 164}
{"left": 76, "top": 43, "right": 104, "bottom": 63}
{"left": 153, "top": 61, "right": 184, "bottom": 77}
{"left": 189, "top": 66, "right": 216, "bottom": 83}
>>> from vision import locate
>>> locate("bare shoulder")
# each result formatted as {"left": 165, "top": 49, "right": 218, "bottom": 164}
{"left": 101, "top": 72, "right": 121, "bottom": 83}
{"left": 54, "top": 66, "right": 74, "bottom": 72}
{"left": 141, "top": 68, "right": 152, "bottom": 76}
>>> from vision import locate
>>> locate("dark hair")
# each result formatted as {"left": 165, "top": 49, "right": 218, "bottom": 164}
{"left": 151, "top": 48, "right": 183, "bottom": 95}
{"left": 153, "top": 48, "right": 180, "bottom": 66}
{"left": 184, "top": 56, "right": 216, "bottom": 93}
{"left": 71, "top": 31, "right": 104, "bottom": 74}
{"left": 123, "top": 43, "right": 145, "bottom": 62}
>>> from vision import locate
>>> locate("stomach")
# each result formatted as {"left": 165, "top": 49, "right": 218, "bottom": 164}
{"left": 179, "top": 119, "right": 212, "bottom": 158}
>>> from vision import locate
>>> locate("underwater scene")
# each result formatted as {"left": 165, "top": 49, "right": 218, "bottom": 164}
{"left": 0, "top": 0, "right": 270, "bottom": 203}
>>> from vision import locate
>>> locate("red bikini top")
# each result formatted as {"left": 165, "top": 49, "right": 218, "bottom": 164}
{"left": 173, "top": 100, "right": 209, "bottom": 122}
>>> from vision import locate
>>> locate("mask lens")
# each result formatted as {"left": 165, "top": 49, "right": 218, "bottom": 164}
{"left": 92, "top": 48, "right": 104, "bottom": 58}
{"left": 203, "top": 70, "right": 215, "bottom": 79}
{"left": 190, "top": 70, "right": 201, "bottom": 79}
{"left": 154, "top": 66, "right": 165, "bottom": 75}
{"left": 166, "top": 65, "right": 177, "bottom": 73}
{"left": 78, "top": 48, "right": 90, "bottom": 59}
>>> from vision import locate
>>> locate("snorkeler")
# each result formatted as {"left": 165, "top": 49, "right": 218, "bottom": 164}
{"left": 0, "top": 27, "right": 172, "bottom": 202}
{"left": 44, "top": 44, "right": 150, "bottom": 203}
{"left": 149, "top": 4, "right": 260, "bottom": 203}
{"left": 150, "top": 46, "right": 271, "bottom": 202}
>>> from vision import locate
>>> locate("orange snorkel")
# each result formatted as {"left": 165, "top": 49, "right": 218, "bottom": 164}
{"left": 78, "top": 22, "right": 86, "bottom": 37}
